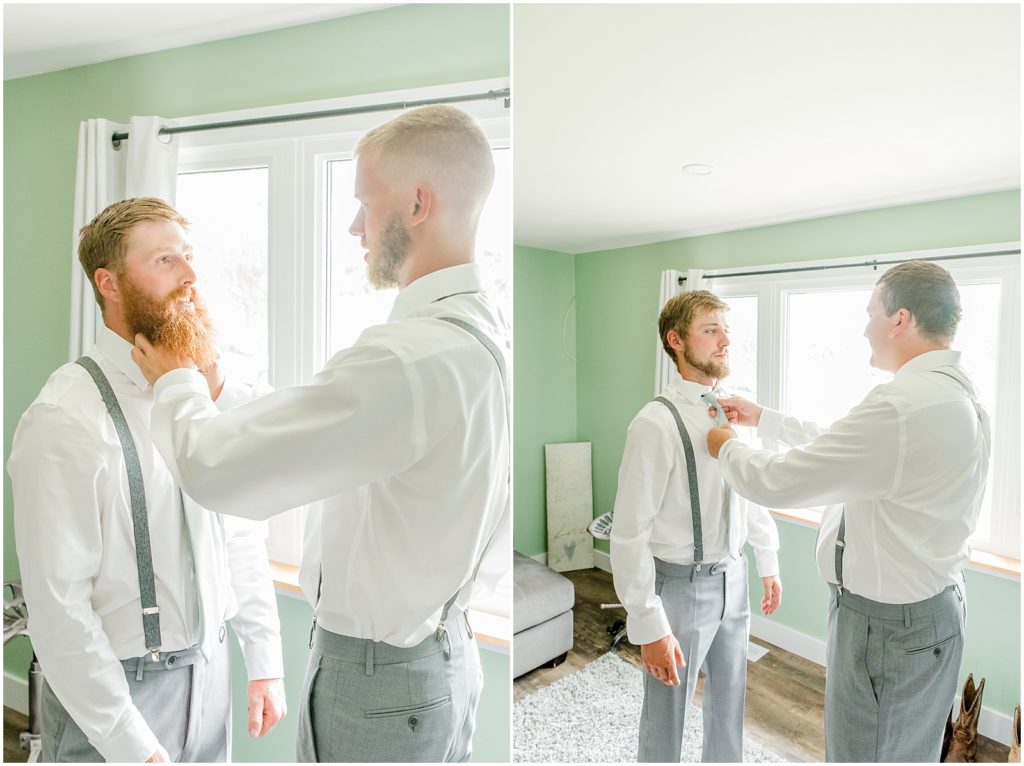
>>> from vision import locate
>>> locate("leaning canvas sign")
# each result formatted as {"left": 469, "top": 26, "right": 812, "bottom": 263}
{"left": 545, "top": 441, "right": 595, "bottom": 572}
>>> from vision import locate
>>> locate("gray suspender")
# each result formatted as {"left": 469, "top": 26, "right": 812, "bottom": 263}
{"left": 653, "top": 396, "right": 705, "bottom": 574}
{"left": 75, "top": 357, "right": 162, "bottom": 660}
{"left": 433, "top": 316, "right": 509, "bottom": 654}
{"left": 834, "top": 367, "right": 984, "bottom": 596}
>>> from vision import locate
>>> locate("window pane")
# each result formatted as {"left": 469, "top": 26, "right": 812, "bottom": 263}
{"left": 326, "top": 148, "right": 511, "bottom": 359}
{"left": 176, "top": 168, "right": 270, "bottom": 385}
{"left": 784, "top": 289, "right": 889, "bottom": 428}
{"left": 720, "top": 294, "right": 757, "bottom": 401}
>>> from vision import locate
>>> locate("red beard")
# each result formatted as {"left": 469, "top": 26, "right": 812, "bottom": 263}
{"left": 121, "top": 278, "right": 218, "bottom": 370}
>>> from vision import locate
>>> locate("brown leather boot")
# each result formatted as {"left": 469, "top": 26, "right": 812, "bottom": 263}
{"left": 1009, "top": 704, "right": 1020, "bottom": 762}
{"left": 945, "top": 673, "right": 986, "bottom": 762}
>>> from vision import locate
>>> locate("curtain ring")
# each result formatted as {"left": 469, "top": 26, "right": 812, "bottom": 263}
{"left": 157, "top": 127, "right": 173, "bottom": 145}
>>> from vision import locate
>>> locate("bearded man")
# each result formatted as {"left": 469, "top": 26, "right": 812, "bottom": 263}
{"left": 8, "top": 197, "right": 286, "bottom": 763}
{"left": 609, "top": 289, "right": 782, "bottom": 762}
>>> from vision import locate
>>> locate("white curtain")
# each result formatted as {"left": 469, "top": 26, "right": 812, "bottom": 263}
{"left": 654, "top": 267, "right": 706, "bottom": 395}
{"left": 69, "top": 116, "right": 180, "bottom": 360}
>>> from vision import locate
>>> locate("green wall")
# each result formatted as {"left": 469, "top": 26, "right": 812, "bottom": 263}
{"left": 515, "top": 189, "right": 1021, "bottom": 717}
{"left": 3, "top": 4, "right": 510, "bottom": 761}
{"left": 513, "top": 246, "right": 577, "bottom": 556}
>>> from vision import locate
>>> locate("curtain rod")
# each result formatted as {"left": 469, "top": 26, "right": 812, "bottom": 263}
{"left": 110, "top": 88, "right": 510, "bottom": 148}
{"left": 677, "top": 249, "right": 1020, "bottom": 284}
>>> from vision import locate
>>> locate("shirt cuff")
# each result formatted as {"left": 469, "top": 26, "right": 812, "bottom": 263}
{"left": 243, "top": 639, "right": 284, "bottom": 681}
{"left": 95, "top": 707, "right": 161, "bottom": 763}
{"left": 625, "top": 606, "right": 672, "bottom": 646}
{"left": 756, "top": 407, "right": 784, "bottom": 440}
{"left": 752, "top": 548, "right": 780, "bottom": 578}
{"left": 214, "top": 377, "right": 253, "bottom": 411}
{"left": 153, "top": 367, "right": 207, "bottom": 397}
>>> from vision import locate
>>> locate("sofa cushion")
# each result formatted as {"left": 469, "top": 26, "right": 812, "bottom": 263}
{"left": 513, "top": 551, "right": 575, "bottom": 634}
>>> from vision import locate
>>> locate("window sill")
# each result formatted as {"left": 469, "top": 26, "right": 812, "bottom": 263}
{"left": 269, "top": 561, "right": 511, "bottom": 650}
{"left": 769, "top": 509, "right": 1021, "bottom": 579}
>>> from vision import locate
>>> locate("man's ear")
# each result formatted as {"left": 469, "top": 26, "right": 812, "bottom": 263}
{"left": 410, "top": 185, "right": 432, "bottom": 227}
{"left": 666, "top": 329, "right": 685, "bottom": 358}
{"left": 890, "top": 307, "right": 913, "bottom": 338}
{"left": 94, "top": 267, "right": 120, "bottom": 306}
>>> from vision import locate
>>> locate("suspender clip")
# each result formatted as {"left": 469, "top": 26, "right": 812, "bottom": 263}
{"left": 835, "top": 540, "right": 846, "bottom": 549}
{"left": 435, "top": 621, "right": 452, "bottom": 660}
{"left": 148, "top": 648, "right": 161, "bottom": 662}
{"left": 142, "top": 607, "right": 160, "bottom": 615}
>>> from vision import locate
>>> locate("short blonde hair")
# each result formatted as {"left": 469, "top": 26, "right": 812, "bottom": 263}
{"left": 658, "top": 290, "right": 729, "bottom": 361}
{"left": 78, "top": 197, "right": 188, "bottom": 308}
{"left": 356, "top": 104, "right": 495, "bottom": 209}
{"left": 875, "top": 260, "right": 962, "bottom": 341}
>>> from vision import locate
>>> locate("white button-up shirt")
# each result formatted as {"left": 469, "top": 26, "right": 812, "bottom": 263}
{"left": 150, "top": 263, "right": 510, "bottom": 647}
{"left": 610, "top": 375, "right": 780, "bottom": 645}
{"left": 719, "top": 349, "right": 991, "bottom": 604}
{"left": 8, "top": 327, "right": 283, "bottom": 763}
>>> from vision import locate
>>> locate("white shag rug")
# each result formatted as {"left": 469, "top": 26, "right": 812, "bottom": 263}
{"left": 513, "top": 652, "right": 783, "bottom": 763}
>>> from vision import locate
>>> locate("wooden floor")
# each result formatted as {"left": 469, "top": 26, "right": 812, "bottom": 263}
{"left": 514, "top": 567, "right": 1010, "bottom": 763}
{"left": 4, "top": 707, "right": 30, "bottom": 764}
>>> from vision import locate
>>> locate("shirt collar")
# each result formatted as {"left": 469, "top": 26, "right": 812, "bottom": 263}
{"left": 95, "top": 325, "right": 151, "bottom": 391}
{"left": 387, "top": 263, "right": 484, "bottom": 322}
{"left": 895, "top": 348, "right": 962, "bottom": 377}
{"left": 664, "top": 370, "right": 718, "bottom": 404}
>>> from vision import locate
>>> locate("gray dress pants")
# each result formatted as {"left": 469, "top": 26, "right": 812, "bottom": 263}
{"left": 825, "top": 583, "right": 966, "bottom": 762}
{"left": 297, "top": 610, "right": 483, "bottom": 763}
{"left": 41, "top": 633, "right": 231, "bottom": 762}
{"left": 638, "top": 555, "right": 749, "bottom": 763}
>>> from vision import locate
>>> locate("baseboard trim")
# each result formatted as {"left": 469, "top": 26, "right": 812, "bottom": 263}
{"left": 594, "top": 549, "right": 611, "bottom": 573}
{"left": 748, "top": 615, "right": 1012, "bottom": 746}
{"left": 5, "top": 670, "right": 29, "bottom": 716}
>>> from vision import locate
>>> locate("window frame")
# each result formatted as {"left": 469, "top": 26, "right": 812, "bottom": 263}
{"left": 173, "top": 78, "right": 511, "bottom": 571}
{"left": 699, "top": 244, "right": 1020, "bottom": 558}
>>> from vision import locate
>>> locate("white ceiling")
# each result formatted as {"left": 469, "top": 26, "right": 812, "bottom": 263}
{"left": 513, "top": 4, "right": 1021, "bottom": 254}
{"left": 3, "top": 3, "right": 396, "bottom": 80}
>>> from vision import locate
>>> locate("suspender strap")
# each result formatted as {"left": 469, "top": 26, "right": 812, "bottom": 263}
{"left": 433, "top": 315, "right": 510, "bottom": 654}
{"left": 653, "top": 396, "right": 704, "bottom": 572}
{"left": 75, "top": 356, "right": 162, "bottom": 659}
{"left": 835, "top": 510, "right": 847, "bottom": 594}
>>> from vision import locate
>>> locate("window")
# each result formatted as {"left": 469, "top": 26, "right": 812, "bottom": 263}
{"left": 666, "top": 247, "right": 1020, "bottom": 558}
{"left": 172, "top": 80, "right": 511, "bottom": 571}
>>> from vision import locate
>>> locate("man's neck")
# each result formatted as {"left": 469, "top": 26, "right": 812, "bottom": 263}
{"left": 103, "top": 312, "right": 134, "bottom": 344}
{"left": 889, "top": 339, "right": 950, "bottom": 372}
{"left": 676, "top": 365, "right": 717, "bottom": 388}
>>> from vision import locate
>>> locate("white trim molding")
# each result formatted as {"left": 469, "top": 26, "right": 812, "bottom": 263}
{"left": 5, "top": 670, "right": 29, "bottom": 716}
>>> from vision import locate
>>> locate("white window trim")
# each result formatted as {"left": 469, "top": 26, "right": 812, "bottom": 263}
{"left": 173, "top": 78, "right": 510, "bottom": 572}
{"left": 659, "top": 242, "right": 1021, "bottom": 559}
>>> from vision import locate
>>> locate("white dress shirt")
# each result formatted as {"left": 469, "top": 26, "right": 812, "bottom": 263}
{"left": 149, "top": 263, "right": 510, "bottom": 647}
{"left": 610, "top": 375, "right": 780, "bottom": 645}
{"left": 7, "top": 327, "right": 283, "bottom": 762}
{"left": 719, "top": 349, "right": 991, "bottom": 604}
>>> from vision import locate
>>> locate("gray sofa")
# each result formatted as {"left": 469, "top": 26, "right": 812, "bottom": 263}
{"left": 513, "top": 551, "right": 575, "bottom": 677}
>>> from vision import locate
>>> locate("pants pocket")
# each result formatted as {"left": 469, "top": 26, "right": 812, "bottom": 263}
{"left": 361, "top": 694, "right": 456, "bottom": 761}
{"left": 364, "top": 694, "right": 453, "bottom": 719}
{"left": 296, "top": 655, "right": 323, "bottom": 763}
{"left": 905, "top": 631, "right": 960, "bottom": 655}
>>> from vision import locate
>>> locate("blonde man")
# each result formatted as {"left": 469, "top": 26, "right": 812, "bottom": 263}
{"left": 8, "top": 198, "right": 285, "bottom": 763}
{"left": 611, "top": 290, "right": 782, "bottom": 762}
{"left": 709, "top": 261, "right": 988, "bottom": 761}
{"left": 134, "top": 105, "right": 509, "bottom": 763}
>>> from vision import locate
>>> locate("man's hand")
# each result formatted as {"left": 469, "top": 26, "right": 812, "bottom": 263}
{"left": 145, "top": 745, "right": 170, "bottom": 762}
{"left": 761, "top": 576, "right": 782, "bottom": 616}
{"left": 640, "top": 634, "right": 685, "bottom": 687}
{"left": 247, "top": 677, "right": 287, "bottom": 737}
{"left": 707, "top": 426, "right": 737, "bottom": 459}
{"left": 132, "top": 334, "right": 196, "bottom": 386}
{"left": 716, "top": 396, "right": 764, "bottom": 427}
{"left": 199, "top": 358, "right": 225, "bottom": 401}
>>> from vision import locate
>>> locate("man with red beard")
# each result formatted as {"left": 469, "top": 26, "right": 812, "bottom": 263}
{"left": 8, "top": 197, "right": 286, "bottom": 762}
{"left": 134, "top": 105, "right": 509, "bottom": 762}
{"left": 610, "top": 290, "right": 781, "bottom": 763}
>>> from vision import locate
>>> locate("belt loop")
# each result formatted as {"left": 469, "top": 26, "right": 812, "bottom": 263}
{"left": 689, "top": 564, "right": 698, "bottom": 583}
{"left": 365, "top": 641, "right": 374, "bottom": 676}
{"left": 904, "top": 605, "right": 912, "bottom": 629}
{"left": 135, "top": 656, "right": 145, "bottom": 682}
